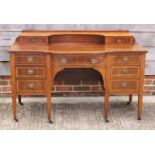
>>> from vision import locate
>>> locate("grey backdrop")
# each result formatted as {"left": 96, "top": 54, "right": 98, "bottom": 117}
{"left": 0, "top": 24, "right": 155, "bottom": 75}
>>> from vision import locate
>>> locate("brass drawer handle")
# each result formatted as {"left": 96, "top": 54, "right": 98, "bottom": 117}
{"left": 27, "top": 83, "right": 34, "bottom": 89}
{"left": 27, "top": 56, "right": 34, "bottom": 62}
{"left": 60, "top": 58, "right": 67, "bottom": 64}
{"left": 122, "top": 68, "right": 128, "bottom": 74}
{"left": 121, "top": 82, "right": 128, "bottom": 88}
{"left": 27, "top": 69, "right": 34, "bottom": 75}
{"left": 123, "top": 56, "right": 129, "bottom": 62}
{"left": 91, "top": 58, "right": 98, "bottom": 64}
{"left": 116, "top": 38, "right": 122, "bottom": 43}
{"left": 32, "top": 38, "right": 37, "bottom": 43}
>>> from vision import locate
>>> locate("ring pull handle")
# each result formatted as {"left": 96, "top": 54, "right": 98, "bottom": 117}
{"left": 116, "top": 38, "right": 122, "bottom": 43}
{"left": 27, "top": 69, "right": 34, "bottom": 75}
{"left": 91, "top": 58, "right": 98, "bottom": 64}
{"left": 121, "top": 82, "right": 128, "bottom": 88}
{"left": 32, "top": 38, "right": 37, "bottom": 43}
{"left": 27, "top": 83, "right": 34, "bottom": 89}
{"left": 27, "top": 56, "right": 34, "bottom": 62}
{"left": 60, "top": 58, "right": 67, "bottom": 64}
{"left": 123, "top": 56, "right": 129, "bottom": 62}
{"left": 122, "top": 68, "right": 128, "bottom": 74}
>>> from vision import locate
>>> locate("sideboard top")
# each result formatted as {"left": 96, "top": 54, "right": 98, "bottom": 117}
{"left": 9, "top": 30, "right": 147, "bottom": 54}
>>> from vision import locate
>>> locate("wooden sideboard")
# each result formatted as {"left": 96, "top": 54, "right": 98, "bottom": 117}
{"left": 9, "top": 30, "right": 147, "bottom": 123}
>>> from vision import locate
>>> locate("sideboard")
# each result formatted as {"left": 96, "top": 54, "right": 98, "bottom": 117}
{"left": 9, "top": 30, "right": 147, "bottom": 123}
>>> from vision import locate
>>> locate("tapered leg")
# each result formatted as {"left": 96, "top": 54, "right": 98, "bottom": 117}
{"left": 47, "top": 94, "right": 53, "bottom": 124}
{"left": 10, "top": 54, "right": 18, "bottom": 122}
{"left": 104, "top": 94, "right": 109, "bottom": 122}
{"left": 18, "top": 95, "right": 24, "bottom": 106}
{"left": 46, "top": 55, "right": 53, "bottom": 124}
{"left": 138, "top": 94, "right": 143, "bottom": 120}
{"left": 12, "top": 93, "right": 18, "bottom": 122}
{"left": 127, "top": 95, "right": 132, "bottom": 105}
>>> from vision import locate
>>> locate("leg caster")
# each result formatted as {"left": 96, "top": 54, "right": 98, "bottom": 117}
{"left": 127, "top": 95, "right": 132, "bottom": 105}
{"left": 19, "top": 102, "right": 24, "bottom": 106}
{"left": 14, "top": 118, "right": 19, "bottom": 122}
{"left": 18, "top": 95, "right": 24, "bottom": 106}
{"left": 105, "top": 119, "right": 110, "bottom": 123}
{"left": 138, "top": 117, "right": 141, "bottom": 120}
{"left": 127, "top": 102, "right": 130, "bottom": 105}
{"left": 48, "top": 119, "right": 53, "bottom": 124}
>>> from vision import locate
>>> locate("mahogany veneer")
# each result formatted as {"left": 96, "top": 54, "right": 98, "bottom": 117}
{"left": 9, "top": 30, "right": 147, "bottom": 123}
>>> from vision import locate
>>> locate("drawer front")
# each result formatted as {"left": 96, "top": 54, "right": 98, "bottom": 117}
{"left": 16, "top": 67, "right": 46, "bottom": 78}
{"left": 20, "top": 37, "right": 48, "bottom": 44}
{"left": 105, "top": 37, "right": 135, "bottom": 45}
{"left": 110, "top": 80, "right": 139, "bottom": 92}
{"left": 52, "top": 55, "right": 105, "bottom": 66}
{"left": 111, "top": 66, "right": 139, "bottom": 77}
{"left": 15, "top": 55, "right": 45, "bottom": 65}
{"left": 17, "top": 80, "right": 46, "bottom": 93}
{"left": 110, "top": 54, "right": 140, "bottom": 65}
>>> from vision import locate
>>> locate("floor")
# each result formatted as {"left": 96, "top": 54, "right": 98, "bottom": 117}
{"left": 0, "top": 96, "right": 155, "bottom": 130}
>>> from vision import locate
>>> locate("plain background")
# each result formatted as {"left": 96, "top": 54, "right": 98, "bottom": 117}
{"left": 0, "top": 0, "right": 155, "bottom": 155}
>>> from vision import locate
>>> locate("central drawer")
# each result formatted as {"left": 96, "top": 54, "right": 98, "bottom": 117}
{"left": 52, "top": 55, "right": 105, "bottom": 66}
{"left": 16, "top": 67, "right": 46, "bottom": 78}
{"left": 17, "top": 80, "right": 46, "bottom": 93}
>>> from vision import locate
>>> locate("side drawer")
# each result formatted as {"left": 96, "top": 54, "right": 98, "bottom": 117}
{"left": 110, "top": 54, "right": 140, "bottom": 65}
{"left": 20, "top": 37, "right": 48, "bottom": 44}
{"left": 15, "top": 54, "right": 45, "bottom": 66}
{"left": 105, "top": 36, "right": 135, "bottom": 45}
{"left": 16, "top": 67, "right": 46, "bottom": 78}
{"left": 110, "top": 66, "right": 140, "bottom": 78}
{"left": 17, "top": 80, "right": 46, "bottom": 93}
{"left": 110, "top": 79, "right": 139, "bottom": 92}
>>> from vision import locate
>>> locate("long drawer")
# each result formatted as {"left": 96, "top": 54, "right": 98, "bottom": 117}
{"left": 52, "top": 55, "right": 106, "bottom": 66}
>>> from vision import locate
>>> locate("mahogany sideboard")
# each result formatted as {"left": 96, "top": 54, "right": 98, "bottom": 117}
{"left": 9, "top": 30, "right": 147, "bottom": 123}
